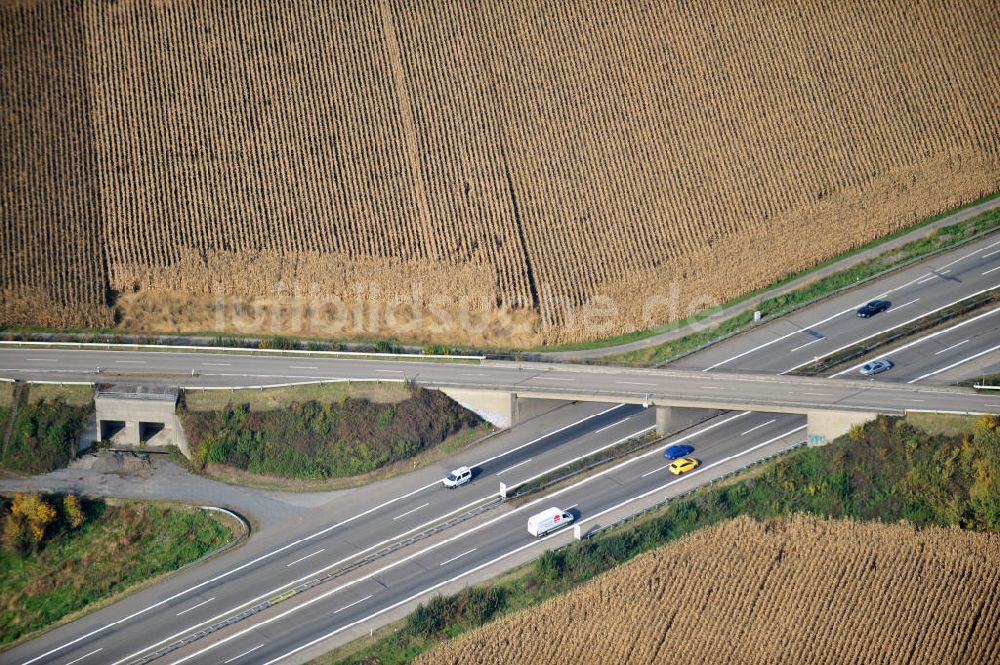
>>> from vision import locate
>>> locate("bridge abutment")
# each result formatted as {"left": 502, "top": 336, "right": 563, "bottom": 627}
{"left": 806, "top": 410, "right": 878, "bottom": 446}
{"left": 655, "top": 405, "right": 717, "bottom": 435}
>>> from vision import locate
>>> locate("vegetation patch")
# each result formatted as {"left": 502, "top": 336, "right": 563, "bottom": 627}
{"left": 0, "top": 493, "right": 235, "bottom": 647}
{"left": 0, "top": 386, "right": 92, "bottom": 475}
{"left": 181, "top": 386, "right": 481, "bottom": 480}
{"left": 322, "top": 414, "right": 1000, "bottom": 665}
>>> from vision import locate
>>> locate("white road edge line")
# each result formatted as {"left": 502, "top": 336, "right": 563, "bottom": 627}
{"left": 828, "top": 303, "right": 1000, "bottom": 377}
{"left": 438, "top": 548, "right": 477, "bottom": 567}
{"left": 222, "top": 643, "right": 265, "bottom": 663}
{"left": 175, "top": 598, "right": 215, "bottom": 617}
{"left": 907, "top": 343, "right": 1000, "bottom": 384}
{"left": 251, "top": 424, "right": 809, "bottom": 665}
{"left": 333, "top": 594, "right": 374, "bottom": 614}
{"left": 286, "top": 549, "right": 326, "bottom": 567}
{"left": 392, "top": 503, "right": 430, "bottom": 520}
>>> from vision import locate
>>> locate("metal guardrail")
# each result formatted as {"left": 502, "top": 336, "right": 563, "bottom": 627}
{"left": 581, "top": 441, "right": 807, "bottom": 540}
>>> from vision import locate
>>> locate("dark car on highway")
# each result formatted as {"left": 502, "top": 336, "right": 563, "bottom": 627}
{"left": 663, "top": 443, "right": 695, "bottom": 460}
{"left": 856, "top": 299, "right": 891, "bottom": 318}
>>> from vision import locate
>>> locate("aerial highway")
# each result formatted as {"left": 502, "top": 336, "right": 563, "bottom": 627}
{"left": 2, "top": 233, "right": 997, "bottom": 665}
{"left": 673, "top": 232, "right": 999, "bottom": 375}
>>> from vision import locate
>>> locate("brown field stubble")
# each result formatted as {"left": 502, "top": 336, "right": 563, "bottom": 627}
{"left": 419, "top": 515, "right": 1000, "bottom": 665}
{"left": 1, "top": 0, "right": 998, "bottom": 344}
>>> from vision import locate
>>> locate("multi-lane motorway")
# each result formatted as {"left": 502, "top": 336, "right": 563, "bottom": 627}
{"left": 3, "top": 231, "right": 998, "bottom": 665}
{"left": 674, "top": 233, "right": 1000, "bottom": 376}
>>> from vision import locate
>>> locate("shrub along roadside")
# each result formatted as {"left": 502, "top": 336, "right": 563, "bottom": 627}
{"left": 0, "top": 390, "right": 91, "bottom": 475}
{"left": 0, "top": 493, "right": 236, "bottom": 647}
{"left": 319, "top": 413, "right": 1000, "bottom": 665}
{"left": 181, "top": 386, "right": 481, "bottom": 480}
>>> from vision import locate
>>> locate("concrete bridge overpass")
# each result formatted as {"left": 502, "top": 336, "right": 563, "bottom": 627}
{"left": 0, "top": 349, "right": 996, "bottom": 447}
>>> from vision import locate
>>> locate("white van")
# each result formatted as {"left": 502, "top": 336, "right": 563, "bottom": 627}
{"left": 442, "top": 465, "right": 472, "bottom": 489}
{"left": 527, "top": 507, "right": 574, "bottom": 538}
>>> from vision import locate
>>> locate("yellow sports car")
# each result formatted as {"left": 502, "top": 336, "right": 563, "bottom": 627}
{"left": 668, "top": 457, "right": 699, "bottom": 475}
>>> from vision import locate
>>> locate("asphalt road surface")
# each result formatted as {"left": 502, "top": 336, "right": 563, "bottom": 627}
{"left": 674, "top": 233, "right": 1000, "bottom": 375}
{"left": 7, "top": 409, "right": 802, "bottom": 665}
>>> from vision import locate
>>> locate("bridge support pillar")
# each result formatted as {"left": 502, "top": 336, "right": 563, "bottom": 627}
{"left": 807, "top": 410, "right": 878, "bottom": 446}
{"left": 655, "top": 406, "right": 717, "bottom": 436}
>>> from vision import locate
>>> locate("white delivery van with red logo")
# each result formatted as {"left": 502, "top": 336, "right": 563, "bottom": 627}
{"left": 527, "top": 507, "right": 574, "bottom": 538}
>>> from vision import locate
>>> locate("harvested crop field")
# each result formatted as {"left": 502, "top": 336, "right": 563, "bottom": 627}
{"left": 2, "top": 0, "right": 998, "bottom": 344}
{"left": 419, "top": 515, "right": 1000, "bottom": 665}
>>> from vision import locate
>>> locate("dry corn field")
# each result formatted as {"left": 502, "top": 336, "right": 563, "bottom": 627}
{"left": 419, "top": 515, "right": 1000, "bottom": 665}
{"left": 2, "top": 0, "right": 999, "bottom": 344}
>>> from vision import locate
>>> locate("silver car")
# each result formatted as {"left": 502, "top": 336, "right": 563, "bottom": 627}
{"left": 859, "top": 359, "right": 893, "bottom": 376}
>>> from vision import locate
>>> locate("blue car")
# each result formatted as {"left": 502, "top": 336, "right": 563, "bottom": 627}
{"left": 663, "top": 444, "right": 694, "bottom": 460}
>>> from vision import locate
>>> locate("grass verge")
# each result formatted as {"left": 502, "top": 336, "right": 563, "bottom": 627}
{"left": 0, "top": 494, "right": 237, "bottom": 649}
{"left": 183, "top": 381, "right": 411, "bottom": 412}
{"left": 317, "top": 413, "right": 1000, "bottom": 665}
{"left": 595, "top": 204, "right": 1000, "bottom": 366}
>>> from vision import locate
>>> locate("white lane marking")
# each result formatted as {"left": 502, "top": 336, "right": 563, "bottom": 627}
{"left": 704, "top": 307, "right": 855, "bottom": 371}
{"left": 986, "top": 404, "right": 1000, "bottom": 409}
{"left": 584, "top": 426, "right": 808, "bottom": 527}
{"left": 202, "top": 363, "right": 231, "bottom": 366}
{"left": 27, "top": 358, "right": 59, "bottom": 362}
{"left": 594, "top": 417, "right": 630, "bottom": 434}
{"left": 110, "top": 408, "right": 634, "bottom": 665}
{"left": 536, "top": 377, "right": 574, "bottom": 382}
{"left": 375, "top": 369, "right": 401, "bottom": 373}
{"left": 496, "top": 459, "right": 532, "bottom": 475}
{"left": 907, "top": 343, "right": 1000, "bottom": 384}
{"left": 64, "top": 648, "right": 103, "bottom": 665}
{"left": 789, "top": 337, "right": 825, "bottom": 353}
{"left": 333, "top": 594, "right": 374, "bottom": 614}
{"left": 983, "top": 266, "right": 1000, "bottom": 275}
{"left": 175, "top": 597, "right": 215, "bottom": 616}
{"left": 981, "top": 249, "right": 1000, "bottom": 259}
{"left": 916, "top": 271, "right": 950, "bottom": 284}
{"left": 565, "top": 504, "right": 578, "bottom": 510}
{"left": 289, "top": 365, "right": 318, "bottom": 370}
{"left": 462, "top": 373, "right": 486, "bottom": 377}
{"left": 392, "top": 503, "right": 429, "bottom": 520}
{"left": 114, "top": 360, "right": 146, "bottom": 364}
{"left": 700, "top": 385, "right": 730, "bottom": 390}
{"left": 802, "top": 392, "right": 833, "bottom": 396}
{"left": 889, "top": 297, "right": 920, "bottom": 311}
{"left": 286, "top": 549, "right": 326, "bottom": 567}
{"left": 172, "top": 413, "right": 765, "bottom": 665}
{"left": 615, "top": 381, "right": 657, "bottom": 386}
{"left": 740, "top": 419, "right": 776, "bottom": 436}
{"left": 829, "top": 304, "right": 1000, "bottom": 377}
{"left": 223, "top": 644, "right": 265, "bottom": 663}
{"left": 934, "top": 339, "right": 970, "bottom": 355}
{"left": 439, "top": 548, "right": 477, "bottom": 567}
{"left": 641, "top": 464, "right": 668, "bottom": 478}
